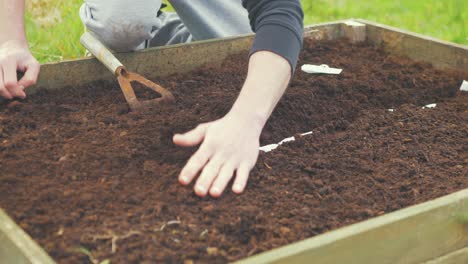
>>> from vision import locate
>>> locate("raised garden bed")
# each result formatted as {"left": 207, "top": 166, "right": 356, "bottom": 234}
{"left": 0, "top": 20, "right": 467, "bottom": 263}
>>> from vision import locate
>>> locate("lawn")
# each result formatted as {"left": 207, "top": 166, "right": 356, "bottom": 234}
{"left": 25, "top": 0, "right": 467, "bottom": 63}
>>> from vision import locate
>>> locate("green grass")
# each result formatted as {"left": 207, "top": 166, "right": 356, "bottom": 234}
{"left": 25, "top": 0, "right": 467, "bottom": 63}
{"left": 302, "top": 0, "right": 467, "bottom": 45}
{"left": 25, "top": 0, "right": 84, "bottom": 62}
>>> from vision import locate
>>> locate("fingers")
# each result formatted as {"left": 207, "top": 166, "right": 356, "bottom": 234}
{"left": 174, "top": 121, "right": 257, "bottom": 197}
{"left": 233, "top": 163, "right": 251, "bottom": 194}
{"left": 3, "top": 59, "right": 18, "bottom": 90}
{"left": 177, "top": 136, "right": 254, "bottom": 197}
{"left": 18, "top": 59, "right": 40, "bottom": 89}
{"left": 0, "top": 67, "right": 12, "bottom": 99}
{"left": 209, "top": 163, "right": 235, "bottom": 197}
{"left": 9, "top": 85, "right": 26, "bottom": 99}
{"left": 173, "top": 123, "right": 209, "bottom": 147}
{"left": 0, "top": 57, "right": 36, "bottom": 99}
{"left": 0, "top": 42, "right": 39, "bottom": 99}
{"left": 3, "top": 60, "right": 26, "bottom": 98}
{"left": 178, "top": 144, "right": 212, "bottom": 186}
{"left": 180, "top": 152, "right": 253, "bottom": 197}
{"left": 194, "top": 156, "right": 224, "bottom": 197}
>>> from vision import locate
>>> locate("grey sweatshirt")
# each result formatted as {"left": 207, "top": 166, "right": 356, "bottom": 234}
{"left": 169, "top": 0, "right": 304, "bottom": 70}
{"left": 80, "top": 0, "right": 304, "bottom": 70}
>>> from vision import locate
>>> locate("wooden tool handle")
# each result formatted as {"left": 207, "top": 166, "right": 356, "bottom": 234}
{"left": 80, "top": 32, "right": 123, "bottom": 75}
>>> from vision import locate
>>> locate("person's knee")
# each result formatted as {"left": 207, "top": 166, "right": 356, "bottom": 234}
{"left": 79, "top": 0, "right": 162, "bottom": 52}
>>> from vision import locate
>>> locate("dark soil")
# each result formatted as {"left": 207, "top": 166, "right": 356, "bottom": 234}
{"left": 0, "top": 39, "right": 467, "bottom": 264}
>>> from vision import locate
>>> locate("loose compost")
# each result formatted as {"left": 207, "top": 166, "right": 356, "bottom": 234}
{"left": 0, "top": 39, "right": 467, "bottom": 263}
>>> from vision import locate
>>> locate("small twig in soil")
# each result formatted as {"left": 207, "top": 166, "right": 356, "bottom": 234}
{"left": 247, "top": 246, "right": 259, "bottom": 256}
{"left": 199, "top": 229, "right": 208, "bottom": 238}
{"left": 155, "top": 218, "right": 182, "bottom": 232}
{"left": 167, "top": 220, "right": 181, "bottom": 226}
{"left": 157, "top": 223, "right": 167, "bottom": 232}
{"left": 74, "top": 247, "right": 110, "bottom": 264}
{"left": 90, "top": 229, "right": 141, "bottom": 254}
{"left": 57, "top": 226, "right": 64, "bottom": 236}
{"left": 314, "top": 192, "right": 323, "bottom": 199}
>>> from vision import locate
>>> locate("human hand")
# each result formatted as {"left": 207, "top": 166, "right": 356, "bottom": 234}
{"left": 173, "top": 51, "right": 291, "bottom": 198}
{"left": 173, "top": 111, "right": 263, "bottom": 198}
{"left": 0, "top": 40, "right": 39, "bottom": 99}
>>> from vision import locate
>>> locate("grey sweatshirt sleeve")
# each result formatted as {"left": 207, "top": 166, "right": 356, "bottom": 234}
{"left": 242, "top": 0, "right": 304, "bottom": 72}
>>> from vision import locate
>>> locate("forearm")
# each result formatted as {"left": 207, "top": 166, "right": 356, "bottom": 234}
{"left": 0, "top": 0, "right": 27, "bottom": 44}
{"left": 243, "top": 0, "right": 304, "bottom": 72}
{"left": 229, "top": 51, "right": 291, "bottom": 131}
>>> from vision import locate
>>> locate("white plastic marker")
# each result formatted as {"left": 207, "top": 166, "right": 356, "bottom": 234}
{"left": 260, "top": 131, "right": 313, "bottom": 153}
{"left": 460, "top": 80, "right": 468, "bottom": 92}
{"left": 389, "top": 103, "right": 436, "bottom": 112}
{"left": 301, "top": 64, "right": 343, "bottom": 75}
{"left": 419, "top": 80, "right": 466, "bottom": 110}
{"left": 423, "top": 103, "right": 437, "bottom": 109}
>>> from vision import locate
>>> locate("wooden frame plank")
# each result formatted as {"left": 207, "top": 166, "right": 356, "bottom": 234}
{"left": 341, "top": 20, "right": 367, "bottom": 43}
{"left": 424, "top": 247, "right": 468, "bottom": 264}
{"left": 358, "top": 19, "right": 468, "bottom": 72}
{"left": 0, "top": 209, "right": 55, "bottom": 264}
{"left": 29, "top": 34, "right": 254, "bottom": 94}
{"left": 20, "top": 19, "right": 468, "bottom": 96}
{"left": 236, "top": 189, "right": 468, "bottom": 264}
{"left": 29, "top": 21, "right": 346, "bottom": 95}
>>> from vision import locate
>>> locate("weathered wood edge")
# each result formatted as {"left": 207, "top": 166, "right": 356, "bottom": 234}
{"left": 424, "top": 247, "right": 468, "bottom": 264}
{"left": 235, "top": 189, "right": 468, "bottom": 264}
{"left": 356, "top": 19, "right": 468, "bottom": 72}
{"left": 0, "top": 209, "right": 55, "bottom": 264}
{"left": 28, "top": 33, "right": 254, "bottom": 94}
{"left": 28, "top": 18, "right": 468, "bottom": 95}
{"left": 27, "top": 21, "right": 345, "bottom": 95}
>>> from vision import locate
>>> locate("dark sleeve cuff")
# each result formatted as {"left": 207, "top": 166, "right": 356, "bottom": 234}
{"left": 250, "top": 24, "right": 303, "bottom": 74}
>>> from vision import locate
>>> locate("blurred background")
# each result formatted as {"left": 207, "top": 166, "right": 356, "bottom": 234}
{"left": 25, "top": 0, "right": 467, "bottom": 63}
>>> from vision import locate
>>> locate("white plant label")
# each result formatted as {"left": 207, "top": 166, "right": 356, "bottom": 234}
{"left": 460, "top": 80, "right": 468, "bottom": 92}
{"left": 301, "top": 64, "right": 342, "bottom": 75}
{"left": 259, "top": 131, "right": 313, "bottom": 153}
{"left": 423, "top": 103, "right": 437, "bottom": 109}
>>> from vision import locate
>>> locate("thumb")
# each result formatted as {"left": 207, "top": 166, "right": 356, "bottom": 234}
{"left": 18, "top": 58, "right": 40, "bottom": 88}
{"left": 173, "top": 123, "right": 209, "bottom": 147}
{"left": 2, "top": 59, "right": 25, "bottom": 98}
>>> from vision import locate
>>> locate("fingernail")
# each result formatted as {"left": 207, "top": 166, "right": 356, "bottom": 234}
{"left": 233, "top": 184, "right": 243, "bottom": 193}
{"left": 210, "top": 187, "right": 221, "bottom": 196}
{"left": 173, "top": 134, "right": 182, "bottom": 143}
{"left": 179, "top": 176, "right": 189, "bottom": 185}
{"left": 195, "top": 185, "right": 206, "bottom": 195}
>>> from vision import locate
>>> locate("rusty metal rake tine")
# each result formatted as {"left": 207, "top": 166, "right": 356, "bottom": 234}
{"left": 80, "top": 32, "right": 175, "bottom": 111}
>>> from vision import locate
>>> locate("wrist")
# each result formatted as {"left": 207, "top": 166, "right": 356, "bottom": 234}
{"left": 225, "top": 51, "right": 292, "bottom": 137}
{"left": 0, "top": 0, "right": 27, "bottom": 45}
{"left": 227, "top": 104, "right": 268, "bottom": 136}
{"left": 0, "top": 35, "right": 28, "bottom": 47}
